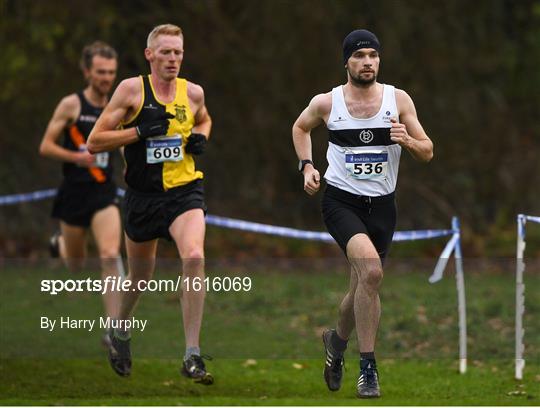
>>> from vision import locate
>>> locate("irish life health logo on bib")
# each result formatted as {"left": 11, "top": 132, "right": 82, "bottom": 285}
{"left": 359, "top": 130, "right": 374, "bottom": 144}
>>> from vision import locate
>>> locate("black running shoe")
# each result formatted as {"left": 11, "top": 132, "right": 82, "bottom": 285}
{"left": 108, "top": 331, "right": 131, "bottom": 377}
{"left": 49, "top": 232, "right": 60, "bottom": 258}
{"left": 322, "top": 329, "right": 344, "bottom": 391}
{"left": 357, "top": 361, "right": 380, "bottom": 398}
{"left": 181, "top": 354, "right": 214, "bottom": 385}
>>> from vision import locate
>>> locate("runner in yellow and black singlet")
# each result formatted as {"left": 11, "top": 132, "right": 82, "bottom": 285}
{"left": 118, "top": 74, "right": 207, "bottom": 242}
{"left": 88, "top": 24, "right": 213, "bottom": 382}
{"left": 123, "top": 75, "right": 203, "bottom": 192}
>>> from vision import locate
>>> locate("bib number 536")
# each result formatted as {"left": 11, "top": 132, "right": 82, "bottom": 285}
{"left": 353, "top": 162, "right": 383, "bottom": 175}
{"left": 345, "top": 150, "right": 388, "bottom": 180}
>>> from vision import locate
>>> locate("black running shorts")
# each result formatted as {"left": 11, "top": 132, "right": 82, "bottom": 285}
{"left": 123, "top": 179, "right": 206, "bottom": 242}
{"left": 322, "top": 184, "right": 396, "bottom": 260}
{"left": 52, "top": 180, "right": 118, "bottom": 227}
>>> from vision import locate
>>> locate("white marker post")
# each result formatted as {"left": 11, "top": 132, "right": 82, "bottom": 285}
{"left": 515, "top": 214, "right": 540, "bottom": 380}
{"left": 429, "top": 216, "right": 467, "bottom": 374}
{"left": 515, "top": 214, "right": 526, "bottom": 380}
{"left": 453, "top": 217, "right": 467, "bottom": 374}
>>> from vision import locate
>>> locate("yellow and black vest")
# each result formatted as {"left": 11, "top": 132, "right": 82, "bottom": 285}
{"left": 62, "top": 92, "right": 112, "bottom": 184}
{"left": 123, "top": 75, "right": 203, "bottom": 193}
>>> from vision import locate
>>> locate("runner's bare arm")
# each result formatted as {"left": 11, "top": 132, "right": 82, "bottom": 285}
{"left": 292, "top": 93, "right": 331, "bottom": 195}
{"left": 393, "top": 89, "right": 433, "bottom": 162}
{"left": 87, "top": 78, "right": 141, "bottom": 153}
{"left": 188, "top": 82, "right": 212, "bottom": 139}
{"left": 38, "top": 95, "right": 93, "bottom": 166}
{"left": 292, "top": 93, "right": 330, "bottom": 161}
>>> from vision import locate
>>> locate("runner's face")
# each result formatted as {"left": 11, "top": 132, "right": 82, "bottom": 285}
{"left": 85, "top": 55, "right": 117, "bottom": 95}
{"left": 346, "top": 48, "right": 379, "bottom": 86}
{"left": 148, "top": 35, "right": 184, "bottom": 81}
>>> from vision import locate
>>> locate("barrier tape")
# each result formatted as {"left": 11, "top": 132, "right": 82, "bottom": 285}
{"left": 0, "top": 189, "right": 57, "bottom": 205}
{"left": 524, "top": 215, "right": 540, "bottom": 224}
{"left": 1, "top": 188, "right": 455, "bottom": 242}
{"left": 206, "top": 214, "right": 453, "bottom": 243}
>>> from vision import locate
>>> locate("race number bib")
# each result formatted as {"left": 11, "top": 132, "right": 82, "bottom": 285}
{"left": 146, "top": 134, "right": 183, "bottom": 164}
{"left": 95, "top": 152, "right": 109, "bottom": 168}
{"left": 345, "top": 149, "right": 388, "bottom": 179}
{"left": 77, "top": 144, "right": 108, "bottom": 169}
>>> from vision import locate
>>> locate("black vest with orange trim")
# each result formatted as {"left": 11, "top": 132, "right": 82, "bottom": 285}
{"left": 123, "top": 75, "right": 203, "bottom": 193}
{"left": 62, "top": 92, "right": 113, "bottom": 184}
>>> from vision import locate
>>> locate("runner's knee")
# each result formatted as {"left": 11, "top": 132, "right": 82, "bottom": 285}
{"left": 182, "top": 247, "right": 204, "bottom": 261}
{"left": 361, "top": 263, "right": 383, "bottom": 290}
{"left": 99, "top": 247, "right": 120, "bottom": 259}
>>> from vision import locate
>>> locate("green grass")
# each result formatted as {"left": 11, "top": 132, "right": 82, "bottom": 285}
{"left": 0, "top": 358, "right": 538, "bottom": 405}
{"left": 0, "top": 260, "right": 539, "bottom": 405}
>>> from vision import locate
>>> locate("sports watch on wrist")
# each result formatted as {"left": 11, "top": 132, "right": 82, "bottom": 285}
{"left": 298, "top": 159, "right": 314, "bottom": 173}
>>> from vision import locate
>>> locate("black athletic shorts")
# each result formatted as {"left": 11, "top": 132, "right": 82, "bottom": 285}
{"left": 123, "top": 179, "right": 206, "bottom": 242}
{"left": 322, "top": 184, "right": 396, "bottom": 260}
{"left": 52, "top": 180, "right": 118, "bottom": 227}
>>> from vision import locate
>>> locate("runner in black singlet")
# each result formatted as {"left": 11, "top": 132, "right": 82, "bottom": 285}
{"left": 39, "top": 41, "right": 123, "bottom": 347}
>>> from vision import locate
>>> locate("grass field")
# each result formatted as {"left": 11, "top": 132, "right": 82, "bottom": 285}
{"left": 1, "top": 259, "right": 539, "bottom": 405}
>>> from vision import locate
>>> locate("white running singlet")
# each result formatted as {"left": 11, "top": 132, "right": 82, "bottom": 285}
{"left": 324, "top": 84, "right": 401, "bottom": 196}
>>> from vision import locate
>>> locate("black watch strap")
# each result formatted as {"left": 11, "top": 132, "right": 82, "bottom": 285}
{"left": 298, "top": 159, "right": 314, "bottom": 172}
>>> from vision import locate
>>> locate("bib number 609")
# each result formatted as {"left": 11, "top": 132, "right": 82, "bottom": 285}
{"left": 154, "top": 146, "right": 181, "bottom": 160}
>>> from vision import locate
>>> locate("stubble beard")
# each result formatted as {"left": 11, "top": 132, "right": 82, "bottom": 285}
{"left": 348, "top": 68, "right": 377, "bottom": 88}
{"left": 90, "top": 81, "right": 112, "bottom": 98}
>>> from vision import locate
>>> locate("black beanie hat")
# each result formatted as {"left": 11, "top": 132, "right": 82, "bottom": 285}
{"left": 342, "top": 29, "right": 381, "bottom": 65}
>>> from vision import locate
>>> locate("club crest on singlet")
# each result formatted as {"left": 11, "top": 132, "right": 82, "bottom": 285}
{"left": 175, "top": 105, "right": 187, "bottom": 123}
{"left": 359, "top": 130, "right": 374, "bottom": 144}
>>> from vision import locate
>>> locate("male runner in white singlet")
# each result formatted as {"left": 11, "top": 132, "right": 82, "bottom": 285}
{"left": 292, "top": 29, "right": 433, "bottom": 398}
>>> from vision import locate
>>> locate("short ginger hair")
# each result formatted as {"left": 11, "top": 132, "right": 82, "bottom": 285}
{"left": 147, "top": 24, "right": 183, "bottom": 48}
